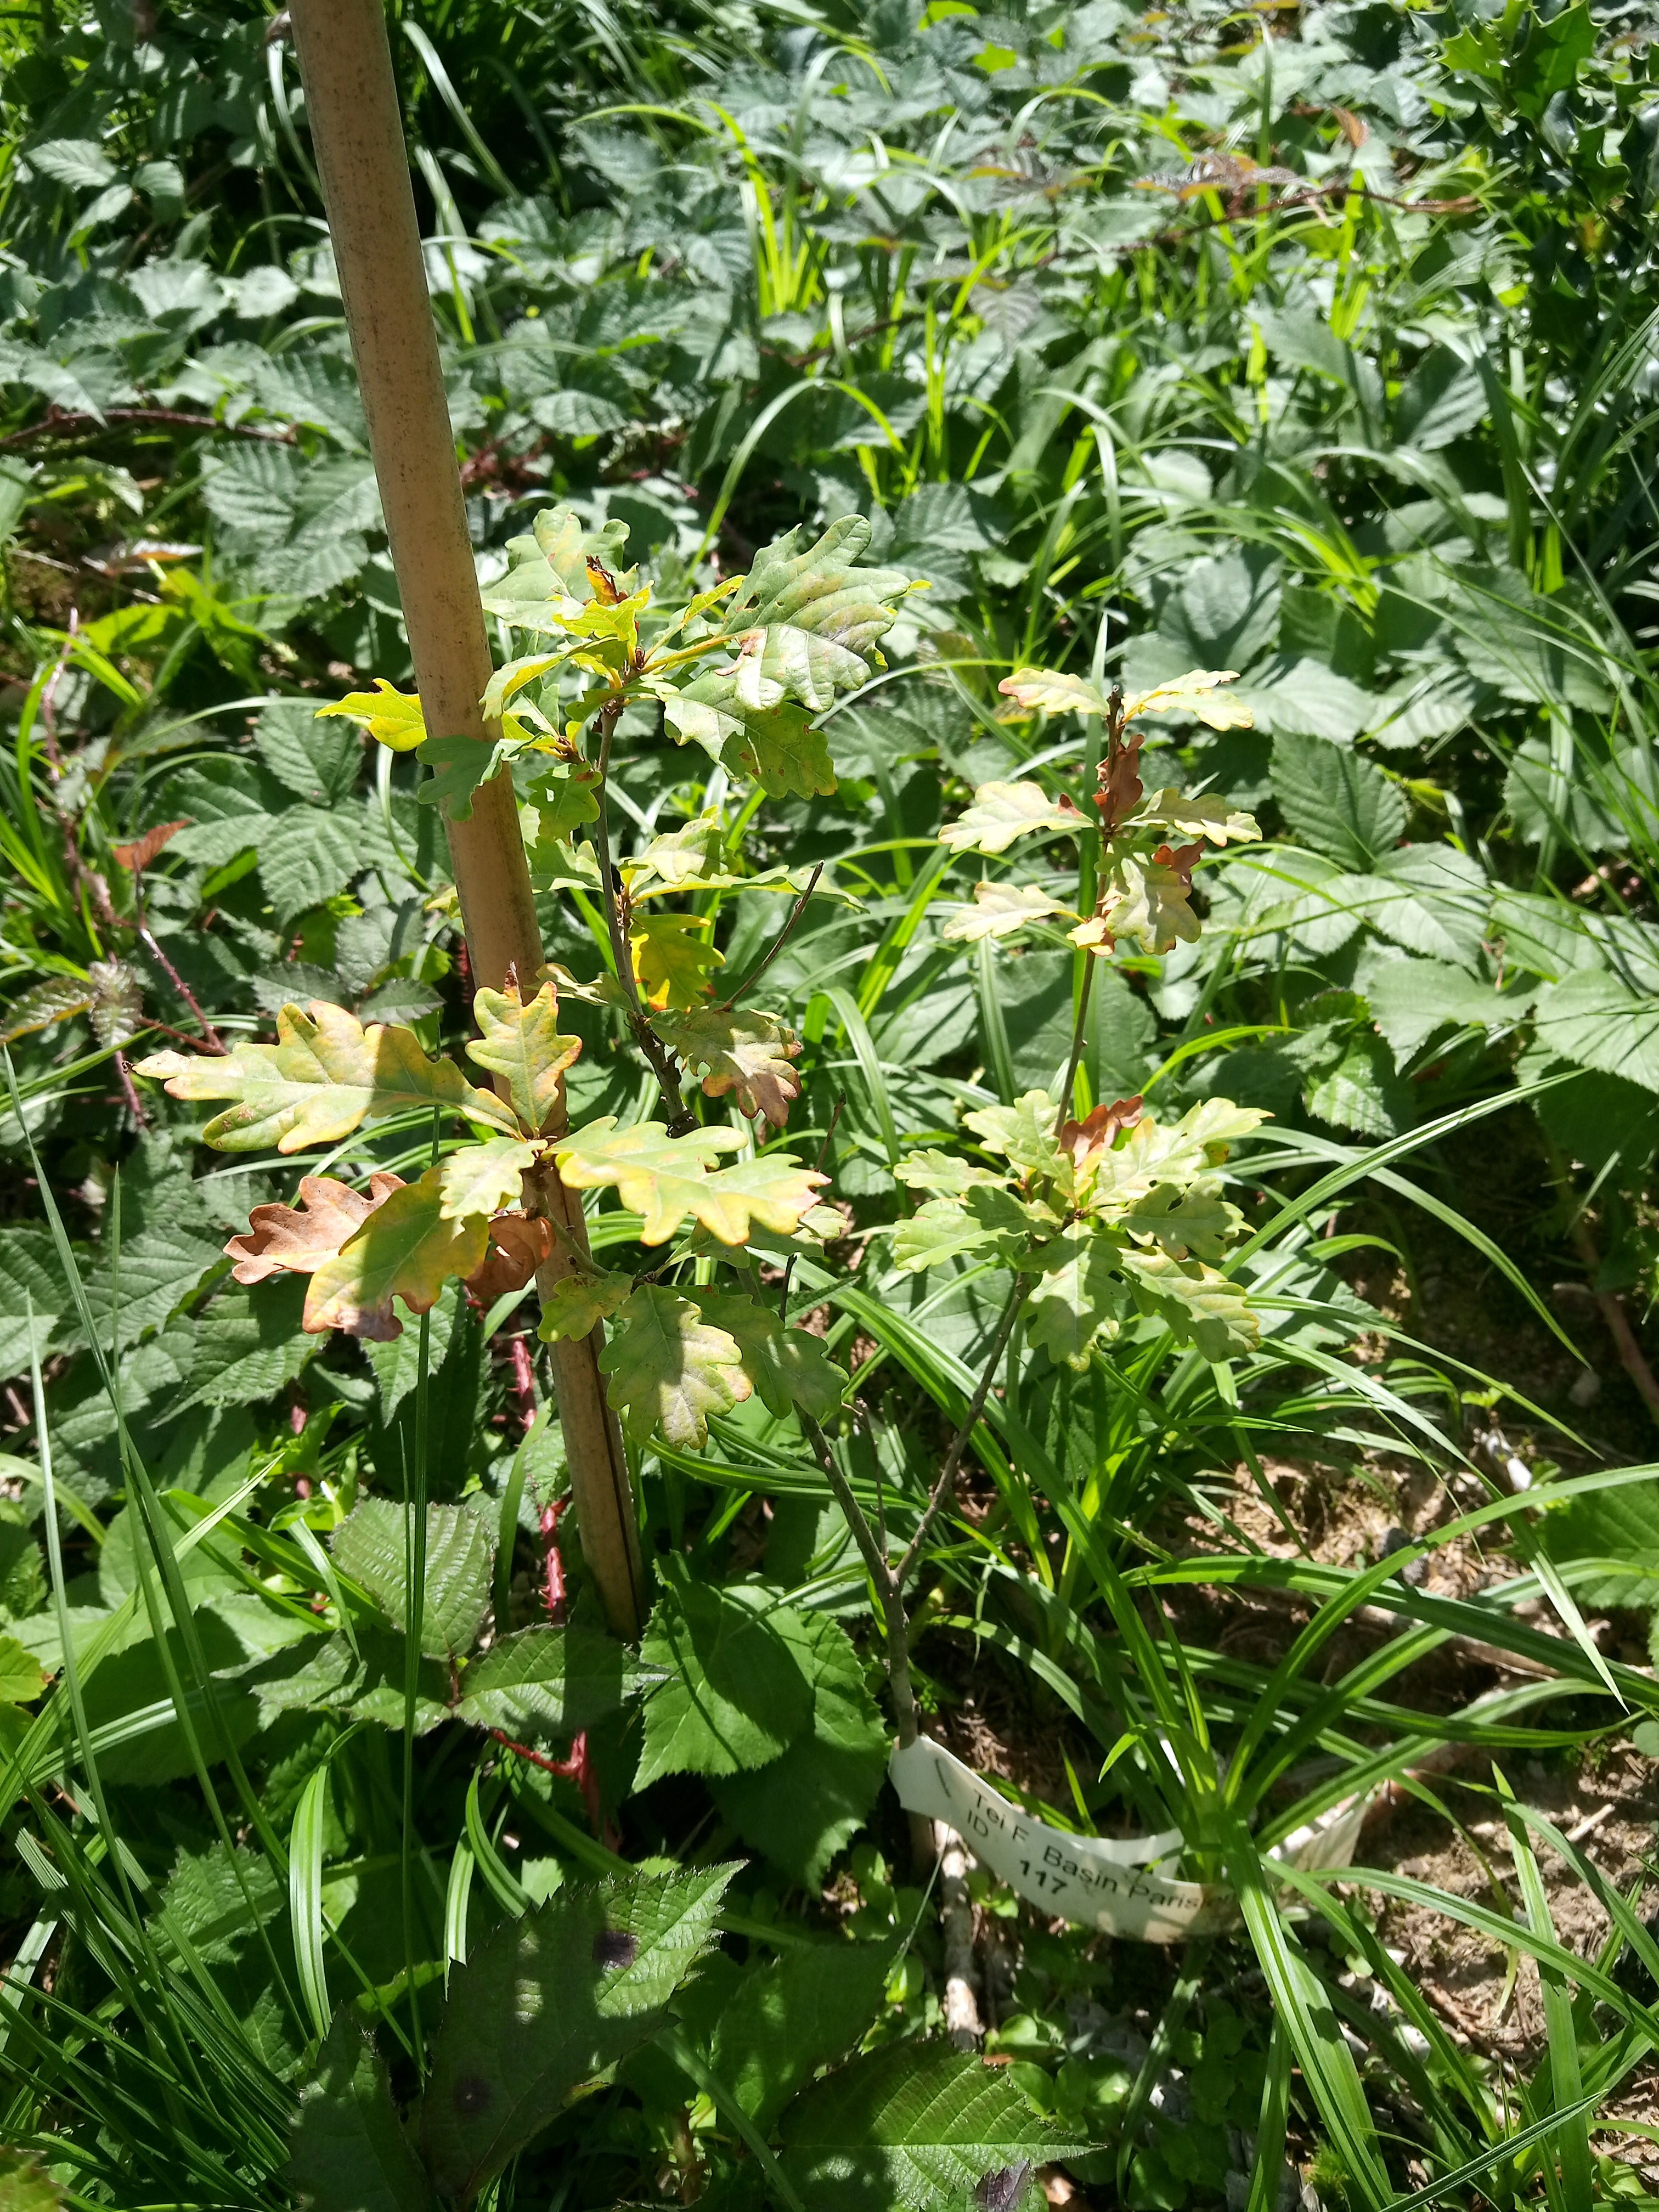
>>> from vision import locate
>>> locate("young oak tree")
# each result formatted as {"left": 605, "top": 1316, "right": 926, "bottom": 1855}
{"left": 139, "top": 512, "right": 1268, "bottom": 1754}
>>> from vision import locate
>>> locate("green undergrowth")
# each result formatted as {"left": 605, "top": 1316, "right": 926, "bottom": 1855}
{"left": 3, "top": 1, "right": 1659, "bottom": 2208}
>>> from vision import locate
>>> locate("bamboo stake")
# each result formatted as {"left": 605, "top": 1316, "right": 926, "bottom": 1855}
{"left": 289, "top": 0, "right": 644, "bottom": 1636}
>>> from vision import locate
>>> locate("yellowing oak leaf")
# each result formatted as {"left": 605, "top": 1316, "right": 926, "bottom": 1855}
{"left": 661, "top": 686, "right": 836, "bottom": 800}
{"left": 225, "top": 1171, "right": 404, "bottom": 1283}
{"left": 1027, "top": 1230, "right": 1131, "bottom": 1369}
{"left": 1126, "top": 787, "right": 1261, "bottom": 845}
{"left": 997, "top": 669, "right": 1111, "bottom": 719}
{"left": 1122, "top": 670, "right": 1253, "bottom": 730}
{"left": 599, "top": 1285, "right": 752, "bottom": 1448}
{"left": 938, "top": 780, "right": 1086, "bottom": 856}
{"left": 552, "top": 1118, "right": 747, "bottom": 1245}
{"left": 940, "top": 879, "right": 1076, "bottom": 942}
{"left": 464, "top": 980, "right": 582, "bottom": 1135}
{"left": 438, "top": 1136, "right": 538, "bottom": 1223}
{"left": 650, "top": 1006, "right": 804, "bottom": 1128}
{"left": 136, "top": 1001, "right": 518, "bottom": 1153}
{"left": 630, "top": 912, "right": 724, "bottom": 1009}
{"left": 316, "top": 680, "right": 426, "bottom": 752}
{"left": 691, "top": 1154, "right": 829, "bottom": 1244}
{"left": 624, "top": 811, "right": 726, "bottom": 892}
{"left": 536, "top": 1268, "right": 633, "bottom": 1342}
{"left": 304, "top": 1165, "right": 490, "bottom": 1340}
{"left": 1118, "top": 1247, "right": 1259, "bottom": 1361}
{"left": 1090, "top": 845, "right": 1203, "bottom": 956}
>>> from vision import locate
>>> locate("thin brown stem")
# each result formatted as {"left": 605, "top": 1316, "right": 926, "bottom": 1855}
{"left": 1559, "top": 1183, "right": 1659, "bottom": 1426}
{"left": 134, "top": 912, "right": 225, "bottom": 1054}
{"left": 0, "top": 405, "right": 296, "bottom": 453}
{"left": 721, "top": 863, "right": 823, "bottom": 1009}
{"left": 778, "top": 1092, "right": 844, "bottom": 1322}
{"left": 799, "top": 1410, "right": 920, "bottom": 1748}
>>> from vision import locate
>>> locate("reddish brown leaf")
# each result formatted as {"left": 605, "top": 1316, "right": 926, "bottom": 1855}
{"left": 225, "top": 1171, "right": 404, "bottom": 1283}
{"left": 463, "top": 1212, "right": 555, "bottom": 1307}
{"left": 112, "top": 819, "right": 191, "bottom": 872}
{"left": 1059, "top": 1097, "right": 1144, "bottom": 1172}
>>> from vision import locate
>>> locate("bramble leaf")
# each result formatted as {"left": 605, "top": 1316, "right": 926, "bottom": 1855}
{"left": 535, "top": 1268, "right": 633, "bottom": 1342}
{"left": 650, "top": 1006, "right": 803, "bottom": 1127}
{"left": 636, "top": 1575, "right": 814, "bottom": 1785}
{"left": 599, "top": 1284, "right": 752, "bottom": 1447}
{"left": 940, "top": 880, "right": 1075, "bottom": 941}
{"left": 316, "top": 680, "right": 427, "bottom": 753}
{"left": 304, "top": 1164, "right": 490, "bottom": 1340}
{"left": 780, "top": 2044, "right": 1084, "bottom": 2209}
{"left": 422, "top": 1867, "right": 735, "bottom": 2204}
{"left": 630, "top": 912, "right": 723, "bottom": 1009}
{"left": 137, "top": 1001, "right": 517, "bottom": 1152}
{"left": 287, "top": 2009, "right": 435, "bottom": 2212}
{"left": 456, "top": 1626, "right": 665, "bottom": 1740}
{"left": 465, "top": 980, "right": 582, "bottom": 1135}
{"left": 331, "top": 1497, "right": 492, "bottom": 1658}
{"left": 438, "top": 1137, "right": 537, "bottom": 1223}
{"left": 709, "top": 1940, "right": 894, "bottom": 2131}
{"left": 0, "top": 1634, "right": 48, "bottom": 1705}
{"left": 939, "top": 781, "right": 1086, "bottom": 856}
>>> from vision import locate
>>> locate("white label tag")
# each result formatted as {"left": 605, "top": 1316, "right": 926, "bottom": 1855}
{"left": 888, "top": 1735, "right": 1368, "bottom": 1945}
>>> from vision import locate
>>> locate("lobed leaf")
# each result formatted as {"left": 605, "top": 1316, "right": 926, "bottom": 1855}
{"left": 1123, "top": 668, "right": 1253, "bottom": 729}
{"left": 940, "top": 880, "right": 1076, "bottom": 941}
{"left": 438, "top": 1137, "right": 538, "bottom": 1224}
{"left": 465, "top": 979, "right": 582, "bottom": 1136}
{"left": 650, "top": 1005, "right": 803, "bottom": 1127}
{"left": 553, "top": 1120, "right": 825, "bottom": 1247}
{"left": 997, "top": 668, "right": 1110, "bottom": 719}
{"left": 137, "top": 1000, "right": 516, "bottom": 1153}
{"left": 316, "top": 680, "right": 427, "bottom": 753}
{"left": 939, "top": 781, "right": 1086, "bottom": 856}
{"left": 304, "top": 1164, "right": 490, "bottom": 1340}
{"left": 224, "top": 1171, "right": 403, "bottom": 1283}
{"left": 536, "top": 1267, "right": 633, "bottom": 1342}
{"left": 598, "top": 1284, "right": 752, "bottom": 1448}
{"left": 630, "top": 911, "right": 724, "bottom": 1009}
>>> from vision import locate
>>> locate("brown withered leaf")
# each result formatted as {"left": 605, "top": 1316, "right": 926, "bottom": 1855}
{"left": 226, "top": 1172, "right": 405, "bottom": 1283}
{"left": 462, "top": 1212, "right": 555, "bottom": 1307}
{"left": 1059, "top": 1097, "right": 1144, "bottom": 1172}
{"left": 111, "top": 819, "right": 191, "bottom": 872}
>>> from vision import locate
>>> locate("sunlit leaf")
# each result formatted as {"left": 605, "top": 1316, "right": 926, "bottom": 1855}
{"left": 599, "top": 1284, "right": 752, "bottom": 1447}
{"left": 552, "top": 1118, "right": 746, "bottom": 1245}
{"left": 997, "top": 668, "right": 1110, "bottom": 719}
{"left": 304, "top": 1164, "right": 490, "bottom": 1340}
{"left": 940, "top": 881, "right": 1075, "bottom": 941}
{"left": 465, "top": 979, "right": 582, "bottom": 1135}
{"left": 137, "top": 1000, "right": 516, "bottom": 1152}
{"left": 651, "top": 1005, "right": 803, "bottom": 1127}
{"left": 1123, "top": 668, "right": 1252, "bottom": 729}
{"left": 316, "top": 679, "right": 427, "bottom": 753}
{"left": 939, "top": 781, "right": 1086, "bottom": 856}
{"left": 439, "top": 1137, "right": 538, "bottom": 1223}
{"left": 630, "top": 912, "right": 724, "bottom": 1009}
{"left": 225, "top": 1171, "right": 404, "bottom": 1282}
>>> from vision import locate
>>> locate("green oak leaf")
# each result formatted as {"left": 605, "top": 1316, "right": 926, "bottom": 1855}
{"left": 598, "top": 1284, "right": 752, "bottom": 1447}
{"left": 466, "top": 979, "right": 583, "bottom": 1136}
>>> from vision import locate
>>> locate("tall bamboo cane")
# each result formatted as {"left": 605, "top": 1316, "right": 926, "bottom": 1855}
{"left": 289, "top": 0, "right": 644, "bottom": 1636}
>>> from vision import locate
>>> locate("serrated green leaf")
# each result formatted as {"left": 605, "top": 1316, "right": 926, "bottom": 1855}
{"left": 331, "top": 1497, "right": 493, "bottom": 1660}
{"left": 710, "top": 1942, "right": 895, "bottom": 2131}
{"left": 0, "top": 1632, "right": 48, "bottom": 1705}
{"left": 465, "top": 980, "right": 583, "bottom": 1135}
{"left": 315, "top": 680, "right": 427, "bottom": 753}
{"left": 1271, "top": 732, "right": 1407, "bottom": 871}
{"left": 137, "top": 1000, "right": 516, "bottom": 1153}
{"left": 780, "top": 2045, "right": 1086, "bottom": 2210}
{"left": 287, "top": 2008, "right": 435, "bottom": 2212}
{"left": 455, "top": 1625, "right": 664, "bottom": 1740}
{"left": 651, "top": 1006, "right": 803, "bottom": 1127}
{"left": 422, "top": 1867, "right": 736, "bottom": 2202}
{"left": 598, "top": 1284, "right": 752, "bottom": 1447}
{"left": 438, "top": 1137, "right": 538, "bottom": 1223}
{"left": 304, "top": 1165, "right": 490, "bottom": 1341}
{"left": 636, "top": 1576, "right": 814, "bottom": 1787}
{"left": 939, "top": 781, "right": 1086, "bottom": 856}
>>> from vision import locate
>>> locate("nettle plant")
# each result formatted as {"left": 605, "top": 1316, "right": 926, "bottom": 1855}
{"left": 130, "top": 514, "right": 1271, "bottom": 2202}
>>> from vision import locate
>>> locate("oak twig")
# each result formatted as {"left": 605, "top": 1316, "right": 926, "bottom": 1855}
{"left": 721, "top": 863, "right": 824, "bottom": 1009}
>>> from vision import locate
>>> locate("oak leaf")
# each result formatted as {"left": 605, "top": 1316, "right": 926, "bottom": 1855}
{"left": 630, "top": 912, "right": 724, "bottom": 1009}
{"left": 599, "top": 1285, "right": 752, "bottom": 1448}
{"left": 650, "top": 1006, "right": 804, "bottom": 1128}
{"left": 316, "top": 679, "right": 426, "bottom": 752}
{"left": 304, "top": 1166, "right": 490, "bottom": 1340}
{"left": 462, "top": 1214, "right": 554, "bottom": 1307}
{"left": 439, "top": 1136, "right": 538, "bottom": 1223}
{"left": 552, "top": 1119, "right": 746, "bottom": 1245}
{"left": 940, "top": 880, "right": 1075, "bottom": 942}
{"left": 465, "top": 980, "right": 582, "bottom": 1135}
{"left": 225, "top": 1171, "right": 404, "bottom": 1283}
{"left": 136, "top": 1000, "right": 516, "bottom": 1153}
{"left": 536, "top": 1268, "right": 633, "bottom": 1342}
{"left": 938, "top": 781, "right": 1085, "bottom": 856}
